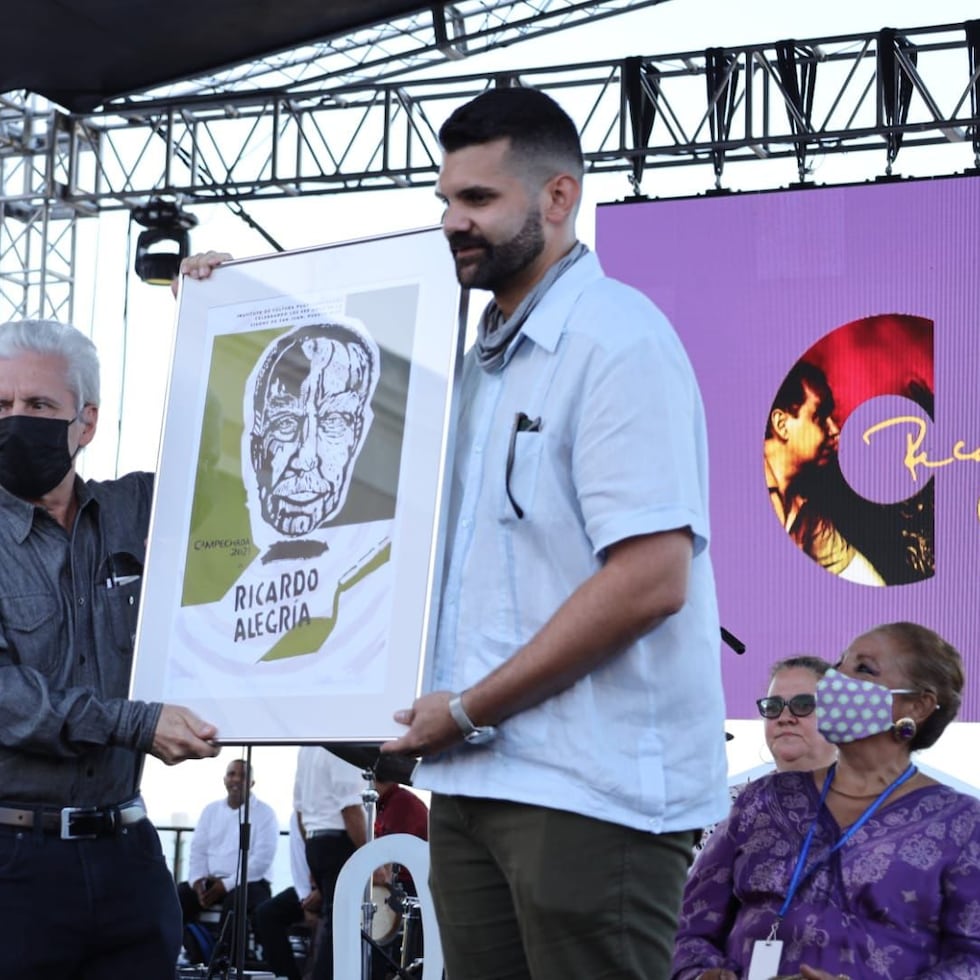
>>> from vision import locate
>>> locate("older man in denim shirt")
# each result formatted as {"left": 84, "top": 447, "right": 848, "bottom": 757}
{"left": 0, "top": 318, "right": 219, "bottom": 980}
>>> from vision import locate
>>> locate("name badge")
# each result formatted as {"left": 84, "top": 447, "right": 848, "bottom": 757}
{"left": 747, "top": 938, "right": 784, "bottom": 980}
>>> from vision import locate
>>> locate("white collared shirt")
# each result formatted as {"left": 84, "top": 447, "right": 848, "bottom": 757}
{"left": 293, "top": 745, "right": 365, "bottom": 833}
{"left": 416, "top": 252, "right": 730, "bottom": 833}
{"left": 187, "top": 794, "right": 279, "bottom": 887}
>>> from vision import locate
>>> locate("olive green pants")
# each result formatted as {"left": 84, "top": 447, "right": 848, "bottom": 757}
{"left": 428, "top": 794, "right": 697, "bottom": 980}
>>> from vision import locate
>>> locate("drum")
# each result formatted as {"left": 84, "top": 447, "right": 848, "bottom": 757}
{"left": 369, "top": 882, "right": 402, "bottom": 945}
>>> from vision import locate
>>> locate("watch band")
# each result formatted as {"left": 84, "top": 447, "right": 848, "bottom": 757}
{"left": 448, "top": 693, "right": 477, "bottom": 735}
{"left": 448, "top": 693, "right": 497, "bottom": 744}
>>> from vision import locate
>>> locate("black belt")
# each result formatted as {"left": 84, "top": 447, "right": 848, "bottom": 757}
{"left": 307, "top": 828, "right": 348, "bottom": 839}
{"left": 0, "top": 800, "right": 147, "bottom": 839}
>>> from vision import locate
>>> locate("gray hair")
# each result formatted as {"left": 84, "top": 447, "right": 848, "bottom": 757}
{"left": 0, "top": 319, "right": 101, "bottom": 410}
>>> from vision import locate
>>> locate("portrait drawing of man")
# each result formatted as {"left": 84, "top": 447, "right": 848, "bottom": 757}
{"left": 246, "top": 320, "right": 380, "bottom": 539}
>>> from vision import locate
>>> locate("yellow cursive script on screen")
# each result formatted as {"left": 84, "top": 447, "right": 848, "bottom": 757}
{"left": 862, "top": 417, "right": 980, "bottom": 506}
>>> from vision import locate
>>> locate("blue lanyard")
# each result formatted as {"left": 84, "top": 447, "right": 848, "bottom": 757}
{"left": 777, "top": 762, "right": 916, "bottom": 920}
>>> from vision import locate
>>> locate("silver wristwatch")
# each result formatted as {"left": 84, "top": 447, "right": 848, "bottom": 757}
{"left": 448, "top": 693, "right": 497, "bottom": 745}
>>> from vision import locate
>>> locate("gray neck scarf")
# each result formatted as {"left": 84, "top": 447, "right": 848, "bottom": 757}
{"left": 475, "top": 242, "right": 589, "bottom": 372}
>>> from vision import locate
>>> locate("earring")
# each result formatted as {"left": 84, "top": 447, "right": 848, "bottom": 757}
{"left": 893, "top": 717, "right": 917, "bottom": 741}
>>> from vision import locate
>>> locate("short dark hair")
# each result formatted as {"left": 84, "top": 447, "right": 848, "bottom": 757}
{"left": 867, "top": 622, "right": 964, "bottom": 751}
{"left": 769, "top": 655, "right": 834, "bottom": 679}
{"left": 439, "top": 87, "right": 584, "bottom": 186}
{"left": 766, "top": 360, "right": 834, "bottom": 439}
{"left": 226, "top": 758, "right": 253, "bottom": 779}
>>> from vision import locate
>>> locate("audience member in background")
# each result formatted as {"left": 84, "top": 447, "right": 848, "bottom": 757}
{"left": 254, "top": 811, "right": 322, "bottom": 980}
{"left": 295, "top": 746, "right": 368, "bottom": 980}
{"left": 373, "top": 779, "right": 429, "bottom": 896}
{"left": 0, "top": 317, "right": 219, "bottom": 980}
{"left": 672, "top": 622, "right": 980, "bottom": 979}
{"left": 696, "top": 655, "right": 837, "bottom": 855}
{"left": 758, "top": 655, "right": 838, "bottom": 772}
{"left": 178, "top": 759, "right": 280, "bottom": 960}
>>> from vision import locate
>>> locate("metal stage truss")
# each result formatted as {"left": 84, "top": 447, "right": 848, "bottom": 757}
{"left": 2, "top": 17, "right": 980, "bottom": 320}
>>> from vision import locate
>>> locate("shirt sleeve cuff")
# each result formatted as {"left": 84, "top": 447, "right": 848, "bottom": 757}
{"left": 112, "top": 698, "right": 163, "bottom": 752}
{"left": 590, "top": 505, "right": 709, "bottom": 559}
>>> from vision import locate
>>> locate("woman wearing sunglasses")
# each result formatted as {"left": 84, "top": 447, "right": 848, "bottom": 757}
{"left": 696, "top": 657, "right": 837, "bottom": 856}
{"left": 671, "top": 622, "right": 980, "bottom": 980}
{"left": 759, "top": 656, "right": 837, "bottom": 773}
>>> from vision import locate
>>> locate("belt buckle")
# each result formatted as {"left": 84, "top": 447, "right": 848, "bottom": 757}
{"left": 60, "top": 806, "right": 107, "bottom": 840}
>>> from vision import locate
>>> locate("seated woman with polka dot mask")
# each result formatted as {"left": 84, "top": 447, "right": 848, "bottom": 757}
{"left": 672, "top": 622, "right": 979, "bottom": 980}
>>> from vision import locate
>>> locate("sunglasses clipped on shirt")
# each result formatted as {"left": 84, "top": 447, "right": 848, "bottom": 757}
{"left": 756, "top": 694, "right": 816, "bottom": 719}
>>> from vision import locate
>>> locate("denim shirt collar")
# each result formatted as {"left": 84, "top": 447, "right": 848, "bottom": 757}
{"left": 0, "top": 474, "right": 96, "bottom": 544}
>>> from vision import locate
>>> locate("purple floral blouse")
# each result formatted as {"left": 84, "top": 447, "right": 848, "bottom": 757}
{"left": 671, "top": 770, "right": 980, "bottom": 979}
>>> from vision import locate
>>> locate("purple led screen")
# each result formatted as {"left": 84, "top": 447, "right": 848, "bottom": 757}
{"left": 597, "top": 176, "right": 980, "bottom": 721}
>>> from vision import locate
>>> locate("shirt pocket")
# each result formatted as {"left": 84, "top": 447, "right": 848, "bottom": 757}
{"left": 94, "top": 577, "right": 143, "bottom": 660}
{"left": 498, "top": 430, "right": 545, "bottom": 524}
{"left": 0, "top": 593, "right": 61, "bottom": 673}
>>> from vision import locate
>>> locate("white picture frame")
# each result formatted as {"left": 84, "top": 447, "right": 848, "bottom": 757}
{"left": 130, "top": 227, "right": 465, "bottom": 742}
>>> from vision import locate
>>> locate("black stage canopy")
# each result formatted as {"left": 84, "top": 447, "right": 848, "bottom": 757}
{"left": 2, "top": 0, "right": 432, "bottom": 112}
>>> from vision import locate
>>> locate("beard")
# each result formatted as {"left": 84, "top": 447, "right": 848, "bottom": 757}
{"left": 449, "top": 207, "right": 545, "bottom": 293}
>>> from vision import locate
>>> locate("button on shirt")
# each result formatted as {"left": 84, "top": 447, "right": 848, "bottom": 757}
{"left": 0, "top": 473, "right": 161, "bottom": 807}
{"left": 416, "top": 252, "right": 730, "bottom": 834}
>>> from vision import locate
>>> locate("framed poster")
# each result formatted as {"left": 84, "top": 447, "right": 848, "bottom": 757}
{"left": 130, "top": 227, "right": 465, "bottom": 742}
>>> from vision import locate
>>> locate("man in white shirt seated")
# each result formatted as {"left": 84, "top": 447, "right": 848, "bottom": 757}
{"left": 177, "top": 758, "right": 280, "bottom": 962}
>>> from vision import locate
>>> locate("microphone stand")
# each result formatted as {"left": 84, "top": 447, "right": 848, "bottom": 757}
{"left": 233, "top": 744, "right": 252, "bottom": 979}
{"left": 206, "top": 746, "right": 253, "bottom": 980}
{"left": 359, "top": 768, "right": 378, "bottom": 980}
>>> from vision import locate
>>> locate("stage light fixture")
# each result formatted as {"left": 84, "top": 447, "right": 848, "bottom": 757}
{"left": 132, "top": 198, "right": 199, "bottom": 286}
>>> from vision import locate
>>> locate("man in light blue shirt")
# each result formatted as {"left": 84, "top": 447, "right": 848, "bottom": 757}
{"left": 383, "top": 87, "right": 729, "bottom": 980}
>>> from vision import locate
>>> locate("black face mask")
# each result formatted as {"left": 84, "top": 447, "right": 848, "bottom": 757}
{"left": 0, "top": 414, "right": 79, "bottom": 500}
